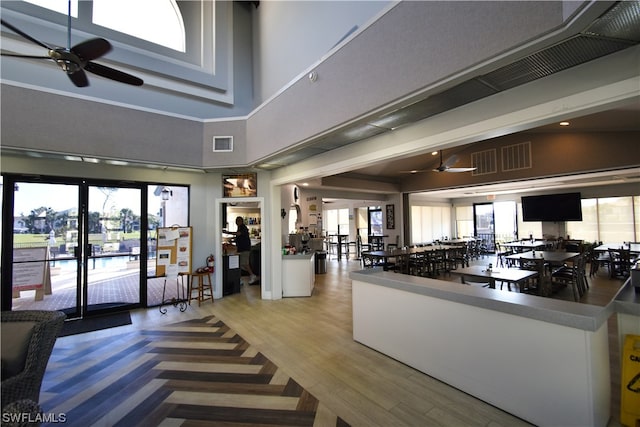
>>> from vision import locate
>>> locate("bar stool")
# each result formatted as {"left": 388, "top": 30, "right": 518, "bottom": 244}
{"left": 187, "top": 271, "right": 214, "bottom": 306}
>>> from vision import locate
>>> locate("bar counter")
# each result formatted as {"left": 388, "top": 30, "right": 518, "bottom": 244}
{"left": 282, "top": 252, "right": 315, "bottom": 297}
{"left": 350, "top": 269, "right": 627, "bottom": 427}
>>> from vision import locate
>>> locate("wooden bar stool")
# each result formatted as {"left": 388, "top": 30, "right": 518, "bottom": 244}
{"left": 187, "top": 271, "right": 214, "bottom": 306}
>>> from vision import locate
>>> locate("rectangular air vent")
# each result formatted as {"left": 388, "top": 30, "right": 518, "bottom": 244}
{"left": 213, "top": 136, "right": 233, "bottom": 152}
{"left": 471, "top": 149, "right": 497, "bottom": 176}
{"left": 502, "top": 141, "right": 532, "bottom": 171}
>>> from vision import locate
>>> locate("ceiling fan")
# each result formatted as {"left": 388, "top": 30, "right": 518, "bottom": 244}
{"left": 0, "top": 5, "right": 143, "bottom": 87}
{"left": 401, "top": 150, "right": 477, "bottom": 174}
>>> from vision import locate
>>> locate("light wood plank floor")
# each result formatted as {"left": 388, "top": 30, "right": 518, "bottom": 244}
{"left": 47, "top": 255, "right": 627, "bottom": 426}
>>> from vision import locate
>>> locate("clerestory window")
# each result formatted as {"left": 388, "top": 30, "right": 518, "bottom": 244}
{"left": 6, "top": 0, "right": 228, "bottom": 108}
{"left": 23, "top": 0, "right": 186, "bottom": 52}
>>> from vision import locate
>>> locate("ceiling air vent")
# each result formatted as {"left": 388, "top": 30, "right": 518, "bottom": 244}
{"left": 471, "top": 149, "right": 497, "bottom": 176}
{"left": 213, "top": 136, "right": 233, "bottom": 152}
{"left": 502, "top": 141, "right": 532, "bottom": 172}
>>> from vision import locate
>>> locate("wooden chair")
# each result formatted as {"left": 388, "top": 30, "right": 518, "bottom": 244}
{"left": 517, "top": 257, "right": 548, "bottom": 295}
{"left": 355, "top": 235, "right": 370, "bottom": 260}
{"left": 389, "top": 252, "right": 410, "bottom": 274}
{"left": 361, "top": 253, "right": 381, "bottom": 269}
{"left": 387, "top": 235, "right": 400, "bottom": 251}
{"left": 428, "top": 249, "right": 449, "bottom": 276}
{"left": 551, "top": 255, "right": 587, "bottom": 301}
{"left": 608, "top": 248, "right": 633, "bottom": 278}
{"left": 591, "top": 246, "right": 611, "bottom": 276}
{"left": 495, "top": 242, "right": 513, "bottom": 268}
{"left": 460, "top": 275, "right": 491, "bottom": 288}
{"left": 450, "top": 246, "right": 469, "bottom": 269}
{"left": 326, "top": 235, "right": 340, "bottom": 260}
{"left": 410, "top": 251, "right": 429, "bottom": 277}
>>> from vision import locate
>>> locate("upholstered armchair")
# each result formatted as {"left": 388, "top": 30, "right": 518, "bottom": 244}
{"left": 1, "top": 310, "right": 66, "bottom": 409}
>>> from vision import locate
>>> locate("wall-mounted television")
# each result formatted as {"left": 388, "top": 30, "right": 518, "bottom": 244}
{"left": 521, "top": 192, "right": 583, "bottom": 222}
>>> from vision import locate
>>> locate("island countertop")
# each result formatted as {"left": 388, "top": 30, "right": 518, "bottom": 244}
{"left": 614, "top": 281, "right": 640, "bottom": 316}
{"left": 350, "top": 269, "right": 614, "bottom": 331}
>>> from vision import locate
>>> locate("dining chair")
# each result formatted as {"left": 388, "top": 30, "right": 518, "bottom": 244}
{"left": 355, "top": 235, "right": 370, "bottom": 260}
{"left": 551, "top": 255, "right": 586, "bottom": 301}
{"left": 361, "top": 253, "right": 379, "bottom": 269}
{"left": 410, "top": 251, "right": 429, "bottom": 277}
{"left": 390, "top": 251, "right": 410, "bottom": 274}
{"left": 517, "top": 257, "right": 548, "bottom": 295}
{"left": 608, "top": 248, "right": 633, "bottom": 278}
{"left": 326, "top": 235, "right": 338, "bottom": 258}
{"left": 430, "top": 249, "right": 449, "bottom": 276}
{"left": 387, "top": 235, "right": 400, "bottom": 251}
{"left": 495, "top": 243, "right": 512, "bottom": 268}
{"left": 460, "top": 275, "right": 491, "bottom": 288}
{"left": 590, "top": 245, "right": 611, "bottom": 277}
{"left": 449, "top": 246, "right": 469, "bottom": 269}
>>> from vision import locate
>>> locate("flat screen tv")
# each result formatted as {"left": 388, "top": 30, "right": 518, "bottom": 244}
{"left": 521, "top": 192, "right": 582, "bottom": 222}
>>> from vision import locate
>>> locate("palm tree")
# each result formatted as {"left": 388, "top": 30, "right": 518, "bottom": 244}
{"left": 119, "top": 208, "right": 136, "bottom": 233}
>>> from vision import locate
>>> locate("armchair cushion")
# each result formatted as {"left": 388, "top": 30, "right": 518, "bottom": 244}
{"left": 1, "top": 310, "right": 66, "bottom": 408}
{"left": 1, "top": 321, "right": 37, "bottom": 379}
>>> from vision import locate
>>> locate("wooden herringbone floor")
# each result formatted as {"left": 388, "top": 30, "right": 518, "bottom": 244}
{"left": 40, "top": 255, "right": 626, "bottom": 426}
{"left": 42, "top": 315, "right": 350, "bottom": 426}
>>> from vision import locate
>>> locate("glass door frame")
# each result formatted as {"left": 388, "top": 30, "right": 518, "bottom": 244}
{"left": 83, "top": 181, "right": 147, "bottom": 316}
{"left": 473, "top": 202, "right": 495, "bottom": 254}
{"left": 1, "top": 174, "right": 148, "bottom": 316}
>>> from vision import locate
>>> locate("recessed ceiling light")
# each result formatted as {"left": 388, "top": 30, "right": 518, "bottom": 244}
{"left": 302, "top": 182, "right": 309, "bottom": 186}
{"left": 431, "top": 151, "right": 438, "bottom": 156}
{"left": 559, "top": 121, "right": 570, "bottom": 126}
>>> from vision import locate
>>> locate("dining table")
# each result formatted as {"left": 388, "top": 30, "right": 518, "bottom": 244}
{"left": 362, "top": 245, "right": 465, "bottom": 271}
{"left": 362, "top": 247, "right": 419, "bottom": 271}
{"left": 440, "top": 238, "right": 478, "bottom": 245}
{"left": 594, "top": 242, "right": 640, "bottom": 255}
{"left": 505, "top": 250, "right": 580, "bottom": 265}
{"left": 454, "top": 265, "right": 539, "bottom": 291}
{"left": 502, "top": 240, "right": 548, "bottom": 251}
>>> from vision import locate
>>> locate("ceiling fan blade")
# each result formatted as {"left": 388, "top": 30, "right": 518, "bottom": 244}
{"left": 399, "top": 169, "right": 429, "bottom": 174}
{"left": 0, "top": 51, "right": 50, "bottom": 59}
{"left": 71, "top": 38, "right": 111, "bottom": 61}
{"left": 1, "top": 19, "right": 54, "bottom": 51}
{"left": 443, "top": 154, "right": 459, "bottom": 168}
{"left": 85, "top": 61, "right": 143, "bottom": 86}
{"left": 445, "top": 167, "right": 477, "bottom": 173}
{"left": 67, "top": 69, "right": 89, "bottom": 87}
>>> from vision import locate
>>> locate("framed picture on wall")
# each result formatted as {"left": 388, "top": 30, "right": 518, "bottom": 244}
{"left": 223, "top": 174, "right": 257, "bottom": 197}
{"left": 386, "top": 204, "right": 395, "bottom": 229}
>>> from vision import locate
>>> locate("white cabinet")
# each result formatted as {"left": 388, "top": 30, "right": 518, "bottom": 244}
{"left": 282, "top": 253, "right": 315, "bottom": 297}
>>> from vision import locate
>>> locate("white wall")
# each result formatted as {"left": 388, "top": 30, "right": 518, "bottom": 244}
{"left": 252, "top": 1, "right": 390, "bottom": 103}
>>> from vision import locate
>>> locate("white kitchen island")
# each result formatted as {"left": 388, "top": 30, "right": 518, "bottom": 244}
{"left": 282, "top": 252, "right": 315, "bottom": 297}
{"left": 351, "top": 269, "right": 614, "bottom": 427}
